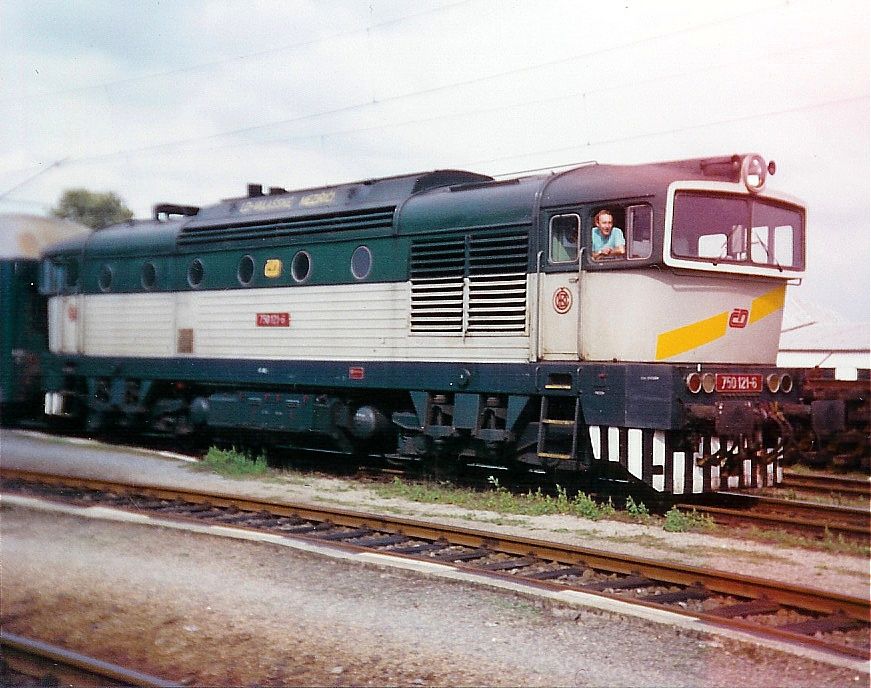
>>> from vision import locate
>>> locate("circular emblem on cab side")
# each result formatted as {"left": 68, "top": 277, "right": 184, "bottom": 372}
{"left": 553, "top": 287, "right": 572, "bottom": 314}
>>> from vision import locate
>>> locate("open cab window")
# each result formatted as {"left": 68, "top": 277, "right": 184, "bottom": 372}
{"left": 583, "top": 204, "right": 653, "bottom": 266}
{"left": 547, "top": 203, "right": 653, "bottom": 267}
{"left": 669, "top": 191, "right": 805, "bottom": 275}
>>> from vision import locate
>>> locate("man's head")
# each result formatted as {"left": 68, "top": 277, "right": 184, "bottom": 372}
{"left": 595, "top": 210, "right": 614, "bottom": 236}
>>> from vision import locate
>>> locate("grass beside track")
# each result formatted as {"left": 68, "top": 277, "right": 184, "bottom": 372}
{"left": 195, "top": 447, "right": 269, "bottom": 477}
{"left": 375, "top": 477, "right": 617, "bottom": 520}
{"left": 193, "top": 447, "right": 867, "bottom": 555}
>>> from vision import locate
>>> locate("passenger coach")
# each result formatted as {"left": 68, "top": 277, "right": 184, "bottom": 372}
{"left": 0, "top": 214, "right": 89, "bottom": 423}
{"left": 39, "top": 154, "right": 806, "bottom": 497}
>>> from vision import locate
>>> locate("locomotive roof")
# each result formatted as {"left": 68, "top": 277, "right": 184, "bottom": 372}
{"left": 397, "top": 155, "right": 756, "bottom": 233}
{"left": 42, "top": 217, "right": 184, "bottom": 259}
{"left": 397, "top": 175, "right": 546, "bottom": 234}
{"left": 0, "top": 214, "right": 90, "bottom": 259}
{"left": 541, "top": 155, "right": 757, "bottom": 208}
{"left": 185, "top": 169, "right": 493, "bottom": 229}
{"left": 38, "top": 154, "right": 771, "bottom": 258}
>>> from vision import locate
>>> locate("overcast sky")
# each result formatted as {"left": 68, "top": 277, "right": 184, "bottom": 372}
{"left": 1, "top": 0, "right": 868, "bottom": 322}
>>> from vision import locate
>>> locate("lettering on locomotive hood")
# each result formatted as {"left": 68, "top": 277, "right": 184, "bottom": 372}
{"left": 239, "top": 197, "right": 296, "bottom": 214}
{"left": 299, "top": 189, "right": 337, "bottom": 208}
{"left": 237, "top": 189, "right": 339, "bottom": 215}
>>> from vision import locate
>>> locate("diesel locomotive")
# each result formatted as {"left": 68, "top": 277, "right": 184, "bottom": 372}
{"left": 14, "top": 153, "right": 836, "bottom": 496}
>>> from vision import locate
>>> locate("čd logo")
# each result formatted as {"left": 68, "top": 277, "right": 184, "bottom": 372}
{"left": 729, "top": 308, "right": 749, "bottom": 329}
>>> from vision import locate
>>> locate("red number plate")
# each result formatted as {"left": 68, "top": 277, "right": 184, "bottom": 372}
{"left": 715, "top": 373, "right": 763, "bottom": 393}
{"left": 256, "top": 312, "right": 290, "bottom": 327}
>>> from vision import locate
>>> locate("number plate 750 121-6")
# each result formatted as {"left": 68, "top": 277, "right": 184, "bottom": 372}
{"left": 715, "top": 373, "right": 763, "bottom": 393}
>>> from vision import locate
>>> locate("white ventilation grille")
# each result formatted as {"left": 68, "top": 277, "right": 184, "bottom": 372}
{"left": 410, "top": 231, "right": 528, "bottom": 335}
{"left": 410, "top": 237, "right": 464, "bottom": 333}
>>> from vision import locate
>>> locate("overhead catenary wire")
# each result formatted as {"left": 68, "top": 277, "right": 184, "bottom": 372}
{"left": 5, "top": 92, "right": 864, "bottom": 213}
{"left": 2, "top": 92, "right": 864, "bottom": 213}
{"left": 0, "top": 159, "right": 67, "bottom": 201}
{"left": 3, "top": 0, "right": 794, "bottom": 168}
{"left": 2, "top": 0, "right": 864, "bottom": 215}
{"left": 466, "top": 94, "right": 869, "bottom": 172}
{"left": 0, "top": 0, "right": 475, "bottom": 105}
{"left": 37, "top": 35, "right": 864, "bottom": 169}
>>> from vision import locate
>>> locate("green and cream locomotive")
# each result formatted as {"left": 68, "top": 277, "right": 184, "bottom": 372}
{"left": 38, "top": 153, "right": 806, "bottom": 496}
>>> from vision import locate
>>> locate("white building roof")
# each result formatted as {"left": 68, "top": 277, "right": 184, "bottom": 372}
{"left": 0, "top": 213, "right": 90, "bottom": 259}
{"left": 778, "top": 293, "right": 869, "bottom": 370}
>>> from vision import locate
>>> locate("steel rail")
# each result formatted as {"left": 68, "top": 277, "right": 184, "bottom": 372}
{"left": 1, "top": 466, "right": 865, "bottom": 616}
{"left": 678, "top": 494, "right": 870, "bottom": 542}
{"left": 0, "top": 631, "right": 177, "bottom": 687}
{"left": 677, "top": 504, "right": 869, "bottom": 542}
{"left": 781, "top": 471, "right": 871, "bottom": 499}
{"left": 2, "top": 466, "right": 869, "bottom": 660}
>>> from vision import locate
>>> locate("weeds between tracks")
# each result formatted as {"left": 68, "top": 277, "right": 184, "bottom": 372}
{"left": 191, "top": 446, "right": 866, "bottom": 553}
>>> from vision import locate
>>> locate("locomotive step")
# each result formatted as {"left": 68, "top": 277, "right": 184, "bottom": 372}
{"left": 538, "top": 451, "right": 573, "bottom": 460}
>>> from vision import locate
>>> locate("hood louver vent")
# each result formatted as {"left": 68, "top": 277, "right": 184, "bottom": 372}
{"left": 178, "top": 206, "right": 396, "bottom": 246}
{"left": 410, "top": 230, "right": 528, "bottom": 335}
{"left": 409, "top": 235, "right": 465, "bottom": 333}
{"left": 467, "top": 232, "right": 528, "bottom": 333}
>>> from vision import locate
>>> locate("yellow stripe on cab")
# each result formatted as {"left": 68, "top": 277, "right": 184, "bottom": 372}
{"left": 654, "top": 285, "right": 786, "bottom": 360}
{"left": 655, "top": 311, "right": 728, "bottom": 361}
{"left": 749, "top": 285, "right": 786, "bottom": 324}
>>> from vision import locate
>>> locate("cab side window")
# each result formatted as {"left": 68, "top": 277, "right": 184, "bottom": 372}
{"left": 585, "top": 204, "right": 653, "bottom": 263}
{"left": 627, "top": 204, "right": 652, "bottom": 259}
{"left": 39, "top": 257, "right": 79, "bottom": 295}
{"left": 549, "top": 214, "right": 580, "bottom": 264}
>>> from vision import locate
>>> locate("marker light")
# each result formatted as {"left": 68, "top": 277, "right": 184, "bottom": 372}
{"left": 686, "top": 372, "right": 702, "bottom": 394}
{"left": 780, "top": 373, "right": 793, "bottom": 393}
{"left": 701, "top": 372, "right": 716, "bottom": 393}
{"left": 766, "top": 373, "right": 781, "bottom": 393}
{"left": 741, "top": 154, "right": 768, "bottom": 193}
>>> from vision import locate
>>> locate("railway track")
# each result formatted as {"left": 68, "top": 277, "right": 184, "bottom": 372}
{"left": 781, "top": 471, "right": 871, "bottom": 500}
{"left": 0, "top": 631, "right": 176, "bottom": 687}
{"left": 1, "top": 467, "right": 868, "bottom": 662}
{"left": 678, "top": 494, "right": 871, "bottom": 544}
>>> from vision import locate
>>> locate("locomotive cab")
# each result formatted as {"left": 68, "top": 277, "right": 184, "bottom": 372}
{"left": 533, "top": 155, "right": 808, "bottom": 494}
{"left": 538, "top": 154, "right": 805, "bottom": 365}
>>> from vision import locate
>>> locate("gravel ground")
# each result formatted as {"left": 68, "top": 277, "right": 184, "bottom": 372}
{"left": 2, "top": 430, "right": 869, "bottom": 599}
{"left": 209, "top": 471, "right": 871, "bottom": 598}
{"left": 2, "top": 505, "right": 867, "bottom": 687}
